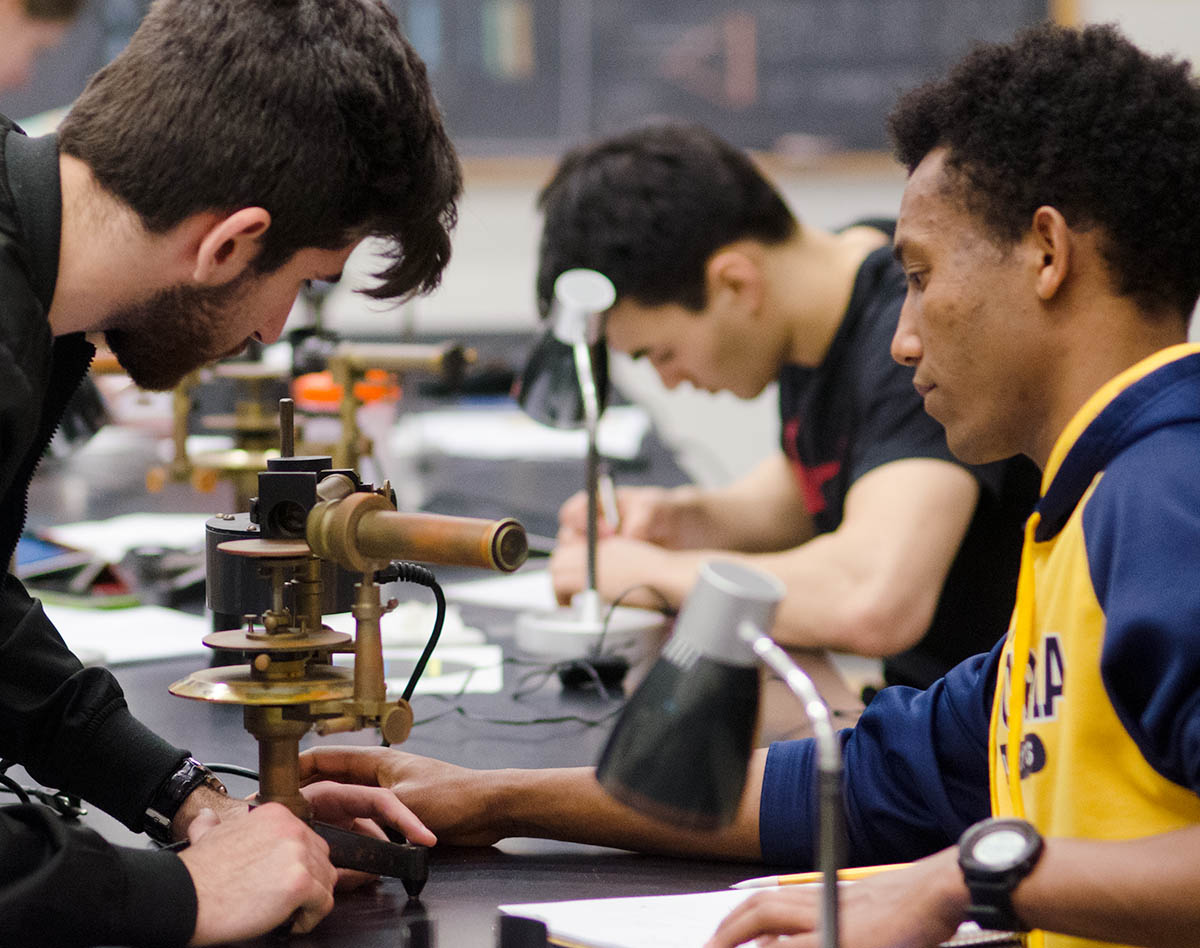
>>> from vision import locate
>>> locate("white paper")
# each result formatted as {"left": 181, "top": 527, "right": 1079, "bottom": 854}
{"left": 323, "top": 600, "right": 486, "bottom": 647}
{"left": 331, "top": 643, "right": 504, "bottom": 695}
{"left": 442, "top": 568, "right": 558, "bottom": 612}
{"left": 390, "top": 404, "right": 650, "bottom": 461}
{"left": 42, "top": 512, "right": 210, "bottom": 563}
{"left": 501, "top": 889, "right": 1013, "bottom": 948}
{"left": 501, "top": 889, "right": 755, "bottom": 948}
{"left": 45, "top": 603, "right": 209, "bottom": 665}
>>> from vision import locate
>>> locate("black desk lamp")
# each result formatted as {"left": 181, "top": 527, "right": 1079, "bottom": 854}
{"left": 596, "top": 559, "right": 844, "bottom": 948}
{"left": 513, "top": 269, "right": 662, "bottom": 663}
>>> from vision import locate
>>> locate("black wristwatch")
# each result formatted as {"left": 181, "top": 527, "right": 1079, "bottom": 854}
{"left": 957, "top": 817, "right": 1043, "bottom": 932}
{"left": 144, "top": 757, "right": 227, "bottom": 845}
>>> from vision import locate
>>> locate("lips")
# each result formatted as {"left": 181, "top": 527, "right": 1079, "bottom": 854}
{"left": 913, "top": 380, "right": 934, "bottom": 398}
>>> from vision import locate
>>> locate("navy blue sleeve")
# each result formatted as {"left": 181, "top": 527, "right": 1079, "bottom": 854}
{"left": 760, "top": 644, "right": 998, "bottom": 867}
{"left": 1083, "top": 426, "right": 1200, "bottom": 793}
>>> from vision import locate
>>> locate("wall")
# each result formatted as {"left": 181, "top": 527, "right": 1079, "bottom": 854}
{"left": 1074, "top": 0, "right": 1200, "bottom": 62}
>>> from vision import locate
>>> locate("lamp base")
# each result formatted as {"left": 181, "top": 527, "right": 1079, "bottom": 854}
{"left": 514, "top": 592, "right": 666, "bottom": 662}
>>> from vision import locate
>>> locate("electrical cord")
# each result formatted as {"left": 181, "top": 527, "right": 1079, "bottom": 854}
{"left": 0, "top": 757, "right": 86, "bottom": 819}
{"left": 377, "top": 562, "right": 446, "bottom": 705}
{"left": 588, "top": 582, "right": 674, "bottom": 656}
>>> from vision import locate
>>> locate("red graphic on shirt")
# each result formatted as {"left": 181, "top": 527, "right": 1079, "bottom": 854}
{"left": 783, "top": 419, "right": 841, "bottom": 515}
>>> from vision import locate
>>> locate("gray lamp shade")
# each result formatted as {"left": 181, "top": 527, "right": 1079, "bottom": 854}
{"left": 596, "top": 560, "right": 786, "bottom": 829}
{"left": 513, "top": 328, "right": 608, "bottom": 429}
{"left": 596, "top": 652, "right": 759, "bottom": 828}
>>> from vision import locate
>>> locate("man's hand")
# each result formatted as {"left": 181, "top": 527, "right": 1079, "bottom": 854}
{"left": 703, "top": 849, "right": 966, "bottom": 948}
{"left": 300, "top": 780, "right": 437, "bottom": 889}
{"left": 179, "top": 803, "right": 338, "bottom": 945}
{"left": 548, "top": 534, "right": 679, "bottom": 607}
{"left": 557, "top": 486, "right": 694, "bottom": 546}
{"left": 298, "top": 746, "right": 508, "bottom": 847}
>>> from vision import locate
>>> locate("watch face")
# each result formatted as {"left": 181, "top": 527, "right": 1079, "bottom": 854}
{"left": 971, "top": 828, "right": 1029, "bottom": 868}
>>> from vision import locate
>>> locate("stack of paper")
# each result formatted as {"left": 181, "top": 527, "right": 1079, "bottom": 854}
{"left": 500, "top": 888, "right": 1017, "bottom": 948}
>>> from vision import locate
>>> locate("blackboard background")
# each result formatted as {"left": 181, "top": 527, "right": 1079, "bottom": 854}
{"left": 6, "top": 0, "right": 1048, "bottom": 155}
{"left": 400, "top": 0, "right": 1050, "bottom": 153}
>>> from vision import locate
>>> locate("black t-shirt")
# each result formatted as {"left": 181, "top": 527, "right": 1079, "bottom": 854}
{"left": 779, "top": 242, "right": 1039, "bottom": 689}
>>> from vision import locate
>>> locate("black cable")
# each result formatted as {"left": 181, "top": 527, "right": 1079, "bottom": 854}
{"left": 411, "top": 654, "right": 627, "bottom": 729}
{"left": 0, "top": 771, "right": 30, "bottom": 805}
{"left": 385, "top": 562, "right": 445, "bottom": 705}
{"left": 206, "top": 762, "right": 260, "bottom": 782}
{"left": 589, "top": 582, "right": 674, "bottom": 656}
{"left": 0, "top": 758, "right": 86, "bottom": 818}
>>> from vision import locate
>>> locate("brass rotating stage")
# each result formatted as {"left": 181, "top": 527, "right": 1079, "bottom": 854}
{"left": 169, "top": 662, "right": 354, "bottom": 706}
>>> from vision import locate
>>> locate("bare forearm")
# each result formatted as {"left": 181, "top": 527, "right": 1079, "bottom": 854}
{"left": 592, "top": 536, "right": 932, "bottom": 655}
{"left": 671, "top": 457, "right": 814, "bottom": 554}
{"left": 1013, "top": 829, "right": 1200, "bottom": 947}
{"left": 492, "top": 765, "right": 762, "bottom": 861}
{"left": 299, "top": 746, "right": 764, "bottom": 861}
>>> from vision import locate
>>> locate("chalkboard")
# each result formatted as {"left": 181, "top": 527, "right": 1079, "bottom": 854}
{"left": 396, "top": 0, "right": 1050, "bottom": 154}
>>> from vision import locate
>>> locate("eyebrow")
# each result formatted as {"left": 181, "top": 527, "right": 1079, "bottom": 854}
{"left": 891, "top": 240, "right": 906, "bottom": 265}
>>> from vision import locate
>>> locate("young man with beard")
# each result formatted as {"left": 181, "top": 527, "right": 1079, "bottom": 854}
{"left": 0, "top": 0, "right": 461, "bottom": 944}
{"left": 538, "top": 121, "right": 1039, "bottom": 690}
{"left": 307, "top": 23, "right": 1200, "bottom": 948}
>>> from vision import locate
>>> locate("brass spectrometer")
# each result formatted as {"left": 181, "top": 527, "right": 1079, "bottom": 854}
{"left": 169, "top": 399, "right": 527, "bottom": 894}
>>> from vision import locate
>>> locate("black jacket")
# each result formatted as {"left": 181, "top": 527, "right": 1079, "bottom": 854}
{"left": 0, "top": 117, "right": 197, "bottom": 947}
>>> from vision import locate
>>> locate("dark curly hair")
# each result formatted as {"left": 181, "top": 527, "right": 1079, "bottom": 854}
{"left": 59, "top": 0, "right": 461, "bottom": 302}
{"left": 888, "top": 22, "right": 1200, "bottom": 319}
{"left": 535, "top": 121, "right": 796, "bottom": 316}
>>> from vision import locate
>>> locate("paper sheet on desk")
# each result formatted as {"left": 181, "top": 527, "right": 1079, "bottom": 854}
{"left": 390, "top": 404, "right": 650, "bottom": 461}
{"left": 42, "top": 512, "right": 209, "bottom": 563}
{"left": 324, "top": 601, "right": 502, "bottom": 694}
{"left": 323, "top": 600, "right": 486, "bottom": 647}
{"left": 441, "top": 568, "right": 558, "bottom": 612}
{"left": 330, "top": 644, "right": 504, "bottom": 695}
{"left": 45, "top": 603, "right": 209, "bottom": 665}
{"left": 501, "top": 889, "right": 1017, "bottom": 948}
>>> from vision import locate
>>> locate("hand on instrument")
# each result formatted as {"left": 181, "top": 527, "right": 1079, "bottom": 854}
{"left": 300, "top": 779, "right": 437, "bottom": 890}
{"left": 298, "top": 746, "right": 507, "bottom": 847}
{"left": 179, "top": 802, "right": 338, "bottom": 944}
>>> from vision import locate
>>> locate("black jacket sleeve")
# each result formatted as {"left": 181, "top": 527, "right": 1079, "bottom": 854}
{"left": 0, "top": 574, "right": 189, "bottom": 827}
{"left": 0, "top": 803, "right": 197, "bottom": 947}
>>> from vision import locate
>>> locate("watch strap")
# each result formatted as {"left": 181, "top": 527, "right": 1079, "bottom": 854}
{"left": 144, "top": 757, "right": 227, "bottom": 845}
{"left": 963, "top": 878, "right": 1027, "bottom": 932}
{"left": 958, "top": 817, "right": 1043, "bottom": 933}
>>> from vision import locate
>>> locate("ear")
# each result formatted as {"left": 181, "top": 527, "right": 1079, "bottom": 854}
{"left": 704, "top": 247, "right": 764, "bottom": 316}
{"left": 190, "top": 207, "right": 272, "bottom": 285}
{"left": 1029, "top": 206, "right": 1072, "bottom": 301}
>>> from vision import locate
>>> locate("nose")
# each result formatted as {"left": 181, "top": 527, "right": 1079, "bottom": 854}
{"left": 255, "top": 297, "right": 298, "bottom": 345}
{"left": 654, "top": 365, "right": 685, "bottom": 390}
{"left": 891, "top": 298, "right": 922, "bottom": 367}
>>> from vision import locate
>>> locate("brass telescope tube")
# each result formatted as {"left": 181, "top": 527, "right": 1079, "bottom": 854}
{"left": 306, "top": 492, "right": 529, "bottom": 574}
{"left": 355, "top": 511, "right": 527, "bottom": 572}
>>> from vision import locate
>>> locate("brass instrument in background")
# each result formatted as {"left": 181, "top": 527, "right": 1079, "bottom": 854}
{"left": 147, "top": 341, "right": 473, "bottom": 510}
